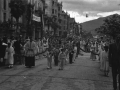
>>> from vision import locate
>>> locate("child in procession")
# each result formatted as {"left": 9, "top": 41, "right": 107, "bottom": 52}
{"left": 46, "top": 48, "right": 53, "bottom": 69}
{"left": 58, "top": 48, "right": 66, "bottom": 70}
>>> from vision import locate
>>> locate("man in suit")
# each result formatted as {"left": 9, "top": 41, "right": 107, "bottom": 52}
{"left": 109, "top": 36, "right": 120, "bottom": 90}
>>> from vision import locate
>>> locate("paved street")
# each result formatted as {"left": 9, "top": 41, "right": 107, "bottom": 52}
{"left": 0, "top": 53, "right": 114, "bottom": 90}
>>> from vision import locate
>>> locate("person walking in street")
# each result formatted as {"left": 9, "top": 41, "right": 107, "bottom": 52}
{"left": 36, "top": 38, "right": 42, "bottom": 57}
{"left": 24, "top": 37, "right": 36, "bottom": 68}
{"left": 73, "top": 44, "right": 77, "bottom": 62}
{"left": 69, "top": 50, "right": 74, "bottom": 64}
{"left": 98, "top": 44, "right": 104, "bottom": 70}
{"left": 76, "top": 41, "right": 80, "bottom": 57}
{"left": 102, "top": 46, "right": 109, "bottom": 77}
{"left": 90, "top": 42, "right": 96, "bottom": 61}
{"left": 5, "top": 43, "right": 15, "bottom": 68}
{"left": 53, "top": 48, "right": 59, "bottom": 66}
{"left": 58, "top": 48, "right": 66, "bottom": 70}
{"left": 109, "top": 36, "right": 120, "bottom": 90}
{"left": 1, "top": 37, "right": 8, "bottom": 66}
{"left": 20, "top": 44, "right": 25, "bottom": 65}
{"left": 0, "top": 38, "right": 3, "bottom": 66}
{"left": 46, "top": 49, "right": 53, "bottom": 69}
{"left": 64, "top": 48, "right": 68, "bottom": 65}
{"left": 13, "top": 38, "right": 22, "bottom": 65}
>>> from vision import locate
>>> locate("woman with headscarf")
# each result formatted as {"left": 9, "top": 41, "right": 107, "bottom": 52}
{"left": 24, "top": 37, "right": 37, "bottom": 68}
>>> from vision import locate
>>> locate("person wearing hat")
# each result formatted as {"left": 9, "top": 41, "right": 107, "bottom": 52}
{"left": 109, "top": 36, "right": 120, "bottom": 90}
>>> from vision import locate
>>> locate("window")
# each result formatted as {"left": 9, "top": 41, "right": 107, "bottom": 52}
{"left": 59, "top": 31, "right": 62, "bottom": 36}
{"left": 55, "top": 10, "right": 57, "bottom": 14}
{"left": 64, "top": 26, "right": 65, "bottom": 30}
{"left": 52, "top": 1, "right": 54, "bottom": 6}
{"left": 52, "top": 9, "right": 54, "bottom": 14}
{"left": 4, "top": 0, "right": 6, "bottom": 10}
{"left": 58, "top": 14, "right": 60, "bottom": 17}
{"left": 63, "top": 21, "right": 65, "bottom": 24}
{"left": 58, "top": 7, "right": 60, "bottom": 11}
{"left": 59, "top": 26, "right": 61, "bottom": 29}
{"left": 3, "top": 13, "right": 6, "bottom": 22}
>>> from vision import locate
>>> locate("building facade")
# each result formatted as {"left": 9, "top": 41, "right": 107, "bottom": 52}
{"left": 0, "top": 0, "right": 78, "bottom": 38}
{"left": 44, "top": 0, "right": 60, "bottom": 35}
{"left": 0, "top": 0, "right": 11, "bottom": 22}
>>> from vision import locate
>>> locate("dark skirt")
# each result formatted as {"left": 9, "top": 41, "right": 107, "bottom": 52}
{"left": 25, "top": 56, "right": 35, "bottom": 67}
{"left": 69, "top": 53, "right": 73, "bottom": 64}
{"left": 54, "top": 56, "right": 58, "bottom": 66}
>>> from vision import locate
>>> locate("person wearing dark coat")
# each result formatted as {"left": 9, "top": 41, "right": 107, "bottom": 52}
{"left": 0, "top": 38, "right": 3, "bottom": 66}
{"left": 1, "top": 37, "right": 8, "bottom": 66}
{"left": 76, "top": 41, "right": 80, "bottom": 57}
{"left": 13, "top": 38, "right": 21, "bottom": 64}
{"left": 109, "top": 37, "right": 120, "bottom": 90}
{"left": 53, "top": 48, "right": 59, "bottom": 66}
{"left": 69, "top": 50, "right": 74, "bottom": 64}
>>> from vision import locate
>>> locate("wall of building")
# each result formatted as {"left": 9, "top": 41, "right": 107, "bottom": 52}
{"left": 45, "top": 0, "right": 52, "bottom": 16}
{"left": 0, "top": 0, "right": 11, "bottom": 22}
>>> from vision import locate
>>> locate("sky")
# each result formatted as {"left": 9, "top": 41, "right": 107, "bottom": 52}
{"left": 58, "top": 0, "right": 120, "bottom": 23}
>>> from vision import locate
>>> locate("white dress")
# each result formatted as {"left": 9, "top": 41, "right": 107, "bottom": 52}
{"left": 5, "top": 46, "right": 14, "bottom": 65}
{"left": 73, "top": 46, "right": 77, "bottom": 61}
{"left": 100, "top": 48, "right": 104, "bottom": 71}
{"left": 102, "top": 51, "right": 109, "bottom": 72}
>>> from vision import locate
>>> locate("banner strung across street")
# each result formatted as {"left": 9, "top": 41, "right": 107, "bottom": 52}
{"left": 33, "top": 14, "right": 41, "bottom": 22}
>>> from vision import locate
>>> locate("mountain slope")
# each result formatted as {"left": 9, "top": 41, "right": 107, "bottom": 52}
{"left": 81, "top": 17, "right": 105, "bottom": 35}
{"left": 80, "top": 14, "right": 120, "bottom": 35}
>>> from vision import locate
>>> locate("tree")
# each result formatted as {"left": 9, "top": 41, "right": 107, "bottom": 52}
{"left": 40, "top": 0, "right": 47, "bottom": 38}
{"left": 45, "top": 15, "right": 52, "bottom": 31}
{"left": 95, "top": 14, "right": 120, "bottom": 38}
{"left": 9, "top": 0, "right": 25, "bottom": 32}
{"left": 0, "top": 21, "right": 12, "bottom": 36}
{"left": 45, "top": 15, "right": 60, "bottom": 36}
{"left": 51, "top": 16, "right": 60, "bottom": 35}
{"left": 25, "top": 3, "right": 34, "bottom": 36}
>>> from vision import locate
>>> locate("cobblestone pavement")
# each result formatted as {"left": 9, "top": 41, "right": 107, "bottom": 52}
{"left": 0, "top": 53, "right": 115, "bottom": 90}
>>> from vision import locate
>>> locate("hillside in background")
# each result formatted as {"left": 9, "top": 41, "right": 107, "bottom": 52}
{"left": 80, "top": 14, "right": 117, "bottom": 36}
{"left": 81, "top": 17, "right": 105, "bottom": 35}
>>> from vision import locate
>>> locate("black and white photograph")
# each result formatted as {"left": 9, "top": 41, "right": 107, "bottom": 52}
{"left": 0, "top": 0, "right": 120, "bottom": 90}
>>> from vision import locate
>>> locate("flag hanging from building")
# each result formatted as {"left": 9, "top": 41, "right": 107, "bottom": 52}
{"left": 33, "top": 14, "right": 41, "bottom": 22}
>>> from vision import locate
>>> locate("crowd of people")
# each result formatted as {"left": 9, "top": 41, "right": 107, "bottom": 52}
{"left": 0, "top": 35, "right": 81, "bottom": 70}
{"left": 88, "top": 39, "right": 110, "bottom": 76}
{"left": 44, "top": 40, "right": 79, "bottom": 70}
{"left": 0, "top": 35, "right": 119, "bottom": 90}
{"left": 0, "top": 36, "right": 49, "bottom": 68}
{"left": 84, "top": 37, "right": 119, "bottom": 90}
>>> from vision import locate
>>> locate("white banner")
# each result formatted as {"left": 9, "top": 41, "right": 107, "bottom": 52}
{"left": 33, "top": 14, "right": 41, "bottom": 22}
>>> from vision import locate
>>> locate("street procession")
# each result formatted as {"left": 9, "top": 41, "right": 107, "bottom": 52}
{"left": 0, "top": 0, "right": 120, "bottom": 90}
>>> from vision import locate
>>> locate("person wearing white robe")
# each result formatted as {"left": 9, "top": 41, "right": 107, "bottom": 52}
{"left": 99, "top": 44, "right": 104, "bottom": 71}
{"left": 5, "top": 43, "right": 15, "bottom": 68}
{"left": 73, "top": 45, "right": 77, "bottom": 62}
